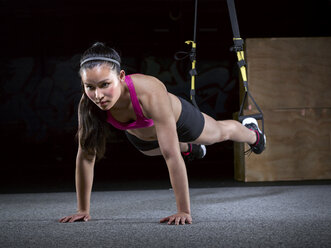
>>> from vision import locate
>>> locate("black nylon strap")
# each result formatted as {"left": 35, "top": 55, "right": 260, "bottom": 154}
{"left": 193, "top": 0, "right": 198, "bottom": 43}
{"left": 226, "top": 0, "right": 241, "bottom": 39}
{"left": 174, "top": 51, "right": 190, "bottom": 61}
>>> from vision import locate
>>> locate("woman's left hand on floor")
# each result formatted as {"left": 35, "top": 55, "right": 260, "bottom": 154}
{"left": 160, "top": 212, "right": 192, "bottom": 225}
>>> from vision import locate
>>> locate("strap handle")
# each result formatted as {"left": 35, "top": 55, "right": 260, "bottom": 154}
{"left": 227, "top": 0, "right": 264, "bottom": 135}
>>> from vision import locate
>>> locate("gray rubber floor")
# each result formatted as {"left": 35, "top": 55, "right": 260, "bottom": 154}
{"left": 1, "top": 185, "right": 331, "bottom": 248}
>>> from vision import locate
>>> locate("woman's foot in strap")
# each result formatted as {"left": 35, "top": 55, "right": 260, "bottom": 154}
{"left": 242, "top": 117, "right": 266, "bottom": 154}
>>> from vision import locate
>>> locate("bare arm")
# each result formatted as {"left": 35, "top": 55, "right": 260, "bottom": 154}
{"left": 60, "top": 97, "right": 96, "bottom": 223}
{"left": 75, "top": 148, "right": 95, "bottom": 214}
{"left": 141, "top": 76, "right": 192, "bottom": 225}
{"left": 59, "top": 148, "right": 95, "bottom": 223}
{"left": 59, "top": 147, "right": 95, "bottom": 223}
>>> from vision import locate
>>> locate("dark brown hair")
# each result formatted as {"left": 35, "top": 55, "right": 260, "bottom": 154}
{"left": 78, "top": 42, "right": 121, "bottom": 160}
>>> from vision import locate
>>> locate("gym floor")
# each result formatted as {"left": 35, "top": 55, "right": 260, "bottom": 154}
{"left": 1, "top": 180, "right": 330, "bottom": 248}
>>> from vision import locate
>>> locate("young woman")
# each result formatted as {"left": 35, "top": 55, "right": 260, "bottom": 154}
{"left": 59, "top": 42, "right": 265, "bottom": 225}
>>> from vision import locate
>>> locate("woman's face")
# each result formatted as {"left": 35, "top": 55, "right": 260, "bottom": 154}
{"left": 81, "top": 64, "right": 125, "bottom": 111}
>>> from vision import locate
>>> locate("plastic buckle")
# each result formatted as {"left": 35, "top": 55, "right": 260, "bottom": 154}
{"left": 230, "top": 38, "right": 244, "bottom": 52}
{"left": 189, "top": 69, "right": 197, "bottom": 76}
{"left": 237, "top": 59, "right": 246, "bottom": 67}
{"left": 230, "top": 45, "right": 243, "bottom": 52}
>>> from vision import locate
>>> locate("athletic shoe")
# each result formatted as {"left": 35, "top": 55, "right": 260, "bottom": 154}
{"left": 182, "top": 144, "right": 207, "bottom": 162}
{"left": 242, "top": 117, "right": 266, "bottom": 154}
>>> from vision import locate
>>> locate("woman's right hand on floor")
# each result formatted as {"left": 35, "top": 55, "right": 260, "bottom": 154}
{"left": 59, "top": 213, "right": 91, "bottom": 223}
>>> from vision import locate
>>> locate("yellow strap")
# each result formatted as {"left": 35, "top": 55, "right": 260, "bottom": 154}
{"left": 185, "top": 40, "right": 196, "bottom": 48}
{"left": 185, "top": 40, "right": 197, "bottom": 100}
{"left": 233, "top": 38, "right": 248, "bottom": 92}
{"left": 190, "top": 61, "right": 196, "bottom": 100}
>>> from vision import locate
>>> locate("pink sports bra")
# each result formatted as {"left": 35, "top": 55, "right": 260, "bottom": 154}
{"left": 106, "top": 75, "right": 154, "bottom": 130}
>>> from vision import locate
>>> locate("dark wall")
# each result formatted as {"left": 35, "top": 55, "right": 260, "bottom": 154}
{"left": 1, "top": 0, "right": 330, "bottom": 191}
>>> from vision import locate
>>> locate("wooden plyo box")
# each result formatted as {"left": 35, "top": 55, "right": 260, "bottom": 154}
{"left": 234, "top": 37, "right": 331, "bottom": 182}
{"left": 234, "top": 109, "right": 331, "bottom": 182}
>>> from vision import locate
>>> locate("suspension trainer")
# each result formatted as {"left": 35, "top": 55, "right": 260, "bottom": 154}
{"left": 226, "top": 0, "right": 264, "bottom": 135}
{"left": 174, "top": 0, "right": 199, "bottom": 109}
{"left": 175, "top": 0, "right": 264, "bottom": 137}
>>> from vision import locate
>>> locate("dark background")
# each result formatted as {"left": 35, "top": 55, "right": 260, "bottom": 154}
{"left": 1, "top": 0, "right": 330, "bottom": 192}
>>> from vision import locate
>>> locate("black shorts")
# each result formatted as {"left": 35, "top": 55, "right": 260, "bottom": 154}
{"left": 125, "top": 97, "right": 205, "bottom": 151}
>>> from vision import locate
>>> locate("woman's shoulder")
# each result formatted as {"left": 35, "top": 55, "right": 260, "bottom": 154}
{"left": 129, "top": 73, "right": 158, "bottom": 83}
{"left": 130, "top": 73, "right": 166, "bottom": 92}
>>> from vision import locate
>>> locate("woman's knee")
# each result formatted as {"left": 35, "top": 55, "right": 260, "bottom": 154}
{"left": 218, "top": 120, "right": 240, "bottom": 141}
{"left": 204, "top": 120, "right": 235, "bottom": 143}
{"left": 216, "top": 123, "right": 230, "bottom": 142}
{"left": 194, "top": 114, "right": 241, "bottom": 144}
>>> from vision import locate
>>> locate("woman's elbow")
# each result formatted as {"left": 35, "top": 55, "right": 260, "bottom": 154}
{"left": 161, "top": 148, "right": 181, "bottom": 162}
{"left": 77, "top": 147, "right": 96, "bottom": 163}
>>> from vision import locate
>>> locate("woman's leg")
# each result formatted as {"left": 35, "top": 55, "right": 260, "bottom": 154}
{"left": 142, "top": 113, "right": 264, "bottom": 157}
{"left": 194, "top": 113, "right": 257, "bottom": 145}
{"left": 142, "top": 114, "right": 261, "bottom": 157}
{"left": 141, "top": 143, "right": 190, "bottom": 156}
{"left": 125, "top": 130, "right": 191, "bottom": 157}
